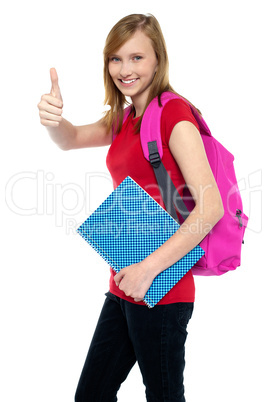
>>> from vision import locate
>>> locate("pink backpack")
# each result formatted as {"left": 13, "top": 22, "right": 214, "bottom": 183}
{"left": 116, "top": 91, "right": 248, "bottom": 276}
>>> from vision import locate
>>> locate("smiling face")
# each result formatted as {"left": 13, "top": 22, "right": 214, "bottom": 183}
{"left": 108, "top": 30, "right": 158, "bottom": 116}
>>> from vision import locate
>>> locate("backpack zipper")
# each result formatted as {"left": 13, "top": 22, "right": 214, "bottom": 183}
{"left": 236, "top": 209, "right": 243, "bottom": 228}
{"left": 236, "top": 209, "right": 245, "bottom": 243}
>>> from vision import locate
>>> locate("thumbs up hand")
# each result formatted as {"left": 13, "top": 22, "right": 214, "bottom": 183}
{"left": 37, "top": 67, "right": 64, "bottom": 127}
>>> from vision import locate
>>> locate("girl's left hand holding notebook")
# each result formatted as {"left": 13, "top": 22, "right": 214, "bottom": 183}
{"left": 114, "top": 262, "right": 155, "bottom": 302}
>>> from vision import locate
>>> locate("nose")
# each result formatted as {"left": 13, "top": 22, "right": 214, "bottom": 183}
{"left": 120, "top": 61, "right": 132, "bottom": 78}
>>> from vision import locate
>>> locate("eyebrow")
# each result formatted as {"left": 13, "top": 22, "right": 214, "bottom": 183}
{"left": 110, "top": 52, "right": 146, "bottom": 58}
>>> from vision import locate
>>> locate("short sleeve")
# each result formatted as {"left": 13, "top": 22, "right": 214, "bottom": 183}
{"left": 161, "top": 98, "right": 200, "bottom": 145}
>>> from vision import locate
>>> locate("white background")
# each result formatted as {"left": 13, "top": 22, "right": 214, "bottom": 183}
{"left": 1, "top": 0, "right": 266, "bottom": 401}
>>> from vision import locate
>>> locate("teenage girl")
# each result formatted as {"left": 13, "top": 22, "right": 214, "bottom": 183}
{"left": 37, "top": 13, "right": 223, "bottom": 402}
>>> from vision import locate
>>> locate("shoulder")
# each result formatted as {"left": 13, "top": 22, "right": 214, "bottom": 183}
{"left": 161, "top": 97, "right": 199, "bottom": 145}
{"left": 161, "top": 97, "right": 200, "bottom": 130}
{"left": 162, "top": 97, "right": 192, "bottom": 115}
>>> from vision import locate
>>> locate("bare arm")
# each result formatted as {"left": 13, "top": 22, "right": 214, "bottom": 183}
{"left": 38, "top": 68, "right": 112, "bottom": 150}
{"left": 70, "top": 119, "right": 112, "bottom": 150}
{"left": 45, "top": 116, "right": 112, "bottom": 150}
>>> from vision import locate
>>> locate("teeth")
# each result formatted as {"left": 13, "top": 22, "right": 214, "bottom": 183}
{"left": 121, "top": 79, "right": 137, "bottom": 84}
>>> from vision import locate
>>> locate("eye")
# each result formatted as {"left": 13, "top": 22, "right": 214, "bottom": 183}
{"left": 109, "top": 56, "right": 120, "bottom": 62}
{"left": 133, "top": 56, "right": 142, "bottom": 61}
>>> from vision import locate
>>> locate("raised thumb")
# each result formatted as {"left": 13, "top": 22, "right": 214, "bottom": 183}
{"left": 50, "top": 67, "right": 61, "bottom": 99}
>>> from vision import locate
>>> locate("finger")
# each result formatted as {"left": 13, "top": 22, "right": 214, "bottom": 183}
{"left": 50, "top": 67, "right": 61, "bottom": 99}
{"left": 39, "top": 110, "right": 63, "bottom": 123}
{"left": 40, "top": 94, "right": 63, "bottom": 108}
{"left": 134, "top": 298, "right": 144, "bottom": 302}
{"left": 38, "top": 98, "right": 63, "bottom": 114}
{"left": 40, "top": 119, "right": 60, "bottom": 127}
{"left": 114, "top": 271, "right": 123, "bottom": 286}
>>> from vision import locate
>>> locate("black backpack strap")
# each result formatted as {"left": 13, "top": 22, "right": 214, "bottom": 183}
{"left": 148, "top": 141, "right": 190, "bottom": 224}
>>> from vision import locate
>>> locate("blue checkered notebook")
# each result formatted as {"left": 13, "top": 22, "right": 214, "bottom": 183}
{"left": 77, "top": 176, "right": 204, "bottom": 308}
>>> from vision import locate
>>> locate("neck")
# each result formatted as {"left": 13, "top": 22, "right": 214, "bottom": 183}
{"left": 131, "top": 93, "right": 149, "bottom": 118}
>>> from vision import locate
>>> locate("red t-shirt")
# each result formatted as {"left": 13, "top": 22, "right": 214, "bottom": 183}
{"left": 106, "top": 98, "right": 199, "bottom": 305}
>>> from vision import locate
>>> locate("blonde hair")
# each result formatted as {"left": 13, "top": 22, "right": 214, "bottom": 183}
{"left": 102, "top": 14, "right": 200, "bottom": 134}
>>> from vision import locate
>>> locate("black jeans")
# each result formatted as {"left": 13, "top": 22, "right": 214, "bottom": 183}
{"left": 75, "top": 292, "right": 194, "bottom": 402}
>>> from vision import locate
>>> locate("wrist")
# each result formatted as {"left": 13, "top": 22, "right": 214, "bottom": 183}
{"left": 139, "top": 256, "right": 161, "bottom": 278}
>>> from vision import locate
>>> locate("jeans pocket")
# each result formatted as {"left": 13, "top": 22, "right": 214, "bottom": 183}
{"left": 105, "top": 291, "right": 120, "bottom": 304}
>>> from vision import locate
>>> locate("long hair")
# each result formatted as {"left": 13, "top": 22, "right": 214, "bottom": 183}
{"left": 102, "top": 14, "right": 201, "bottom": 134}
